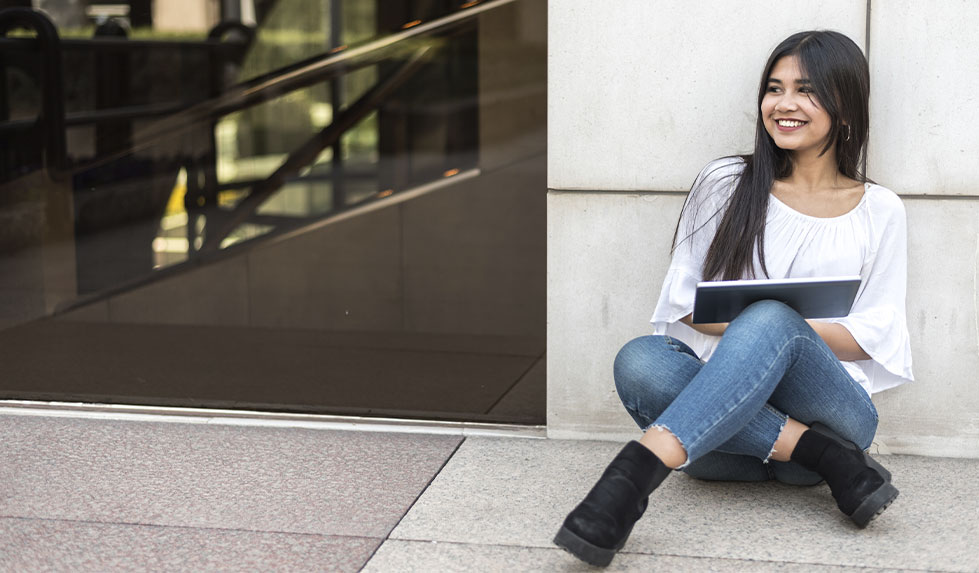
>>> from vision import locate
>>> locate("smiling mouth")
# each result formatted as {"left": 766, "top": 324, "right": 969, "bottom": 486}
{"left": 776, "top": 119, "right": 807, "bottom": 128}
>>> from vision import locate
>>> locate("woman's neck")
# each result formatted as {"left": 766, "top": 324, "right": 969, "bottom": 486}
{"left": 782, "top": 146, "right": 851, "bottom": 191}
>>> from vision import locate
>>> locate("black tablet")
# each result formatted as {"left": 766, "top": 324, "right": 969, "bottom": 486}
{"left": 692, "top": 276, "right": 861, "bottom": 324}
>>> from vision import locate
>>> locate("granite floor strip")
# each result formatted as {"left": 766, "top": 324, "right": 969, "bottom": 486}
{"left": 0, "top": 516, "right": 381, "bottom": 573}
{"left": 0, "top": 415, "right": 462, "bottom": 538}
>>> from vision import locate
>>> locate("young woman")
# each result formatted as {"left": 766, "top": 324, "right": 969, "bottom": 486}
{"left": 554, "top": 30, "right": 913, "bottom": 567}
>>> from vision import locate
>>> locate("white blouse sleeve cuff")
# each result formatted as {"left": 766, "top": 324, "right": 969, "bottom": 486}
{"left": 650, "top": 266, "right": 700, "bottom": 328}
{"left": 830, "top": 308, "right": 914, "bottom": 383}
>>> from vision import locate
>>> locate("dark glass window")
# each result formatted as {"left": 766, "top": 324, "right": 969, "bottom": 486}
{"left": 0, "top": 0, "right": 545, "bottom": 424}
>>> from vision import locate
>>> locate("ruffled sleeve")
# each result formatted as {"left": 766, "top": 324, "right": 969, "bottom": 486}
{"left": 827, "top": 187, "right": 914, "bottom": 392}
{"left": 650, "top": 158, "right": 742, "bottom": 330}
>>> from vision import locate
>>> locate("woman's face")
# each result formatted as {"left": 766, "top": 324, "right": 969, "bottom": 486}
{"left": 761, "top": 55, "right": 834, "bottom": 156}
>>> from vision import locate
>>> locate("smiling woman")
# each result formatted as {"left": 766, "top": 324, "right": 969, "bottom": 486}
{"left": 764, "top": 56, "right": 867, "bottom": 219}
{"left": 553, "top": 30, "right": 913, "bottom": 568}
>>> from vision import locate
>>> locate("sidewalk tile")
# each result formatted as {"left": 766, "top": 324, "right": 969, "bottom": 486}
{"left": 364, "top": 539, "right": 900, "bottom": 572}
{"left": 389, "top": 437, "right": 979, "bottom": 572}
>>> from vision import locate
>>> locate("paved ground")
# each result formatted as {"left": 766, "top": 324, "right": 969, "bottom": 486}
{"left": 1, "top": 412, "right": 976, "bottom": 572}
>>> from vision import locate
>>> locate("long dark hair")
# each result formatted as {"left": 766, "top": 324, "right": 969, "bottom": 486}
{"left": 676, "top": 30, "right": 870, "bottom": 281}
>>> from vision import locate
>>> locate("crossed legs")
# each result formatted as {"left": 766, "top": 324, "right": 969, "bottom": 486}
{"left": 614, "top": 300, "right": 878, "bottom": 482}
{"left": 555, "top": 301, "right": 896, "bottom": 567}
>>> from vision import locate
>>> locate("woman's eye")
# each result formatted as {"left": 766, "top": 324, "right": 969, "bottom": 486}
{"left": 766, "top": 86, "right": 781, "bottom": 93}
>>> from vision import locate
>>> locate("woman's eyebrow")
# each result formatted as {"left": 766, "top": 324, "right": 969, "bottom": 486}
{"left": 766, "top": 78, "right": 812, "bottom": 85}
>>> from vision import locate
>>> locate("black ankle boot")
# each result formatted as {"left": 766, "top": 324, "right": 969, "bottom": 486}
{"left": 791, "top": 423, "right": 898, "bottom": 528}
{"left": 554, "top": 441, "right": 671, "bottom": 567}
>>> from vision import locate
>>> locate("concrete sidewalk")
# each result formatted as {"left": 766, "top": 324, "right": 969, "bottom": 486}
{"left": 1, "top": 412, "right": 976, "bottom": 572}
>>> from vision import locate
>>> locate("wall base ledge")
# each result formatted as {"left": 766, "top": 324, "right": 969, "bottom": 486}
{"left": 547, "top": 426, "right": 979, "bottom": 459}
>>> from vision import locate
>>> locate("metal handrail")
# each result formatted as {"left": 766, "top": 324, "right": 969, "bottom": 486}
{"left": 0, "top": 8, "right": 67, "bottom": 180}
{"left": 0, "top": 36, "right": 244, "bottom": 51}
{"left": 0, "top": 102, "right": 187, "bottom": 133}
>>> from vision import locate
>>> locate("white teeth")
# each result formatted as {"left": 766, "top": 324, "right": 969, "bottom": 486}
{"left": 777, "top": 119, "right": 804, "bottom": 127}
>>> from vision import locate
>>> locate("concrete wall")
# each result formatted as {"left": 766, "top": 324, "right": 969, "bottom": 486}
{"left": 547, "top": 0, "right": 979, "bottom": 458}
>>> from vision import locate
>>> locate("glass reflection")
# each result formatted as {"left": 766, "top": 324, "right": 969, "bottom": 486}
{"left": 0, "top": 0, "right": 546, "bottom": 424}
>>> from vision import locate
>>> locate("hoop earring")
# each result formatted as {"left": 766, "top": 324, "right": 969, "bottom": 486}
{"left": 843, "top": 125, "right": 851, "bottom": 142}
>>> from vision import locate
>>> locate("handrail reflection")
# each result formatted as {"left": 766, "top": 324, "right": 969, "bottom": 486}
{"left": 200, "top": 45, "right": 435, "bottom": 253}
{"left": 0, "top": 8, "right": 67, "bottom": 180}
{"left": 128, "top": 0, "right": 517, "bottom": 160}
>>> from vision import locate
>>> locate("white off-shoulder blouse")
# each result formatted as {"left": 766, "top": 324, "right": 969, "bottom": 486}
{"left": 650, "top": 156, "right": 914, "bottom": 396}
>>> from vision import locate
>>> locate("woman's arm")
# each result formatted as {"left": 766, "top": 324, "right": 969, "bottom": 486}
{"left": 679, "top": 314, "right": 871, "bottom": 361}
{"left": 805, "top": 320, "right": 871, "bottom": 361}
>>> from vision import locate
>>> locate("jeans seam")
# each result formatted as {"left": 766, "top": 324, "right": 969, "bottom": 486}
{"left": 764, "top": 414, "right": 788, "bottom": 464}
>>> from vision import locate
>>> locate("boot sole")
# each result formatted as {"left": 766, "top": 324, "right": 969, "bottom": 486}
{"left": 553, "top": 525, "right": 618, "bottom": 567}
{"left": 850, "top": 482, "right": 898, "bottom": 528}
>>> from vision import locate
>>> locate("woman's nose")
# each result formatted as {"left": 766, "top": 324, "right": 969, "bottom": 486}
{"left": 774, "top": 94, "right": 798, "bottom": 112}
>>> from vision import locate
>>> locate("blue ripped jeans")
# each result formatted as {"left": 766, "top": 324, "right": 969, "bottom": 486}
{"left": 614, "top": 300, "right": 879, "bottom": 485}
